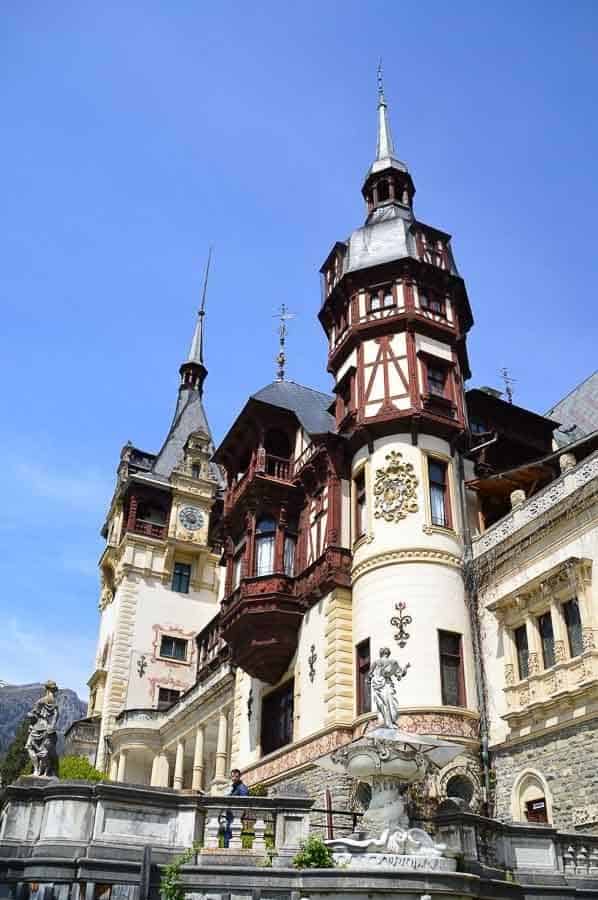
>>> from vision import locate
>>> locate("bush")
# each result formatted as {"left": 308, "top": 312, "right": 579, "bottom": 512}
{"left": 248, "top": 782, "right": 267, "bottom": 797}
{"left": 0, "top": 718, "right": 33, "bottom": 786}
{"left": 58, "top": 755, "right": 106, "bottom": 782}
{"left": 292, "top": 835, "right": 335, "bottom": 869}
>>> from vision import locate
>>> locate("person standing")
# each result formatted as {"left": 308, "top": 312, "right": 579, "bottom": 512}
{"left": 223, "top": 768, "right": 249, "bottom": 847}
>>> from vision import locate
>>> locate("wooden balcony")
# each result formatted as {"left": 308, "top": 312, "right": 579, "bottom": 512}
{"left": 196, "top": 614, "right": 231, "bottom": 683}
{"left": 226, "top": 450, "right": 295, "bottom": 512}
{"left": 122, "top": 518, "right": 167, "bottom": 540}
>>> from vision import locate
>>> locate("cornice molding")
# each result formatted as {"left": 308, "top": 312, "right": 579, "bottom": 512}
{"left": 352, "top": 546, "right": 462, "bottom": 582}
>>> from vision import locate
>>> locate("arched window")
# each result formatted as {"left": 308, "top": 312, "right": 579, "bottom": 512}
{"left": 255, "top": 516, "right": 276, "bottom": 576}
{"left": 512, "top": 770, "right": 551, "bottom": 824}
{"left": 446, "top": 774, "right": 475, "bottom": 807}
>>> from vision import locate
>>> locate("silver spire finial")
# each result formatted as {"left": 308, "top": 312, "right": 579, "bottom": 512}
{"left": 188, "top": 247, "right": 212, "bottom": 365}
{"left": 376, "top": 60, "right": 395, "bottom": 160}
{"left": 273, "top": 303, "right": 296, "bottom": 382}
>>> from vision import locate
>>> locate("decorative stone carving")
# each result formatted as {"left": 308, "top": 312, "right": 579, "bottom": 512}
{"left": 308, "top": 644, "right": 317, "bottom": 683}
{"left": 25, "top": 680, "right": 59, "bottom": 777}
{"left": 373, "top": 451, "right": 418, "bottom": 523}
{"left": 391, "top": 601, "right": 412, "bottom": 649}
{"left": 554, "top": 640, "right": 566, "bottom": 663}
{"left": 504, "top": 663, "right": 515, "bottom": 686}
{"left": 528, "top": 652, "right": 540, "bottom": 676}
{"left": 368, "top": 647, "right": 410, "bottom": 728}
{"left": 559, "top": 452, "right": 576, "bottom": 473}
{"left": 583, "top": 627, "right": 596, "bottom": 651}
{"left": 510, "top": 489, "right": 526, "bottom": 509}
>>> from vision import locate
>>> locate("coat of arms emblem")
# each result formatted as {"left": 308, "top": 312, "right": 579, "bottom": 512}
{"left": 373, "top": 451, "right": 418, "bottom": 522}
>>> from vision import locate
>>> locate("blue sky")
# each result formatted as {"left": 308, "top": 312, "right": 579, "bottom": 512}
{"left": 1, "top": 1, "right": 597, "bottom": 698}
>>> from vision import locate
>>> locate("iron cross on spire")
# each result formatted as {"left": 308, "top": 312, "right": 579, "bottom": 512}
{"left": 273, "top": 303, "right": 296, "bottom": 382}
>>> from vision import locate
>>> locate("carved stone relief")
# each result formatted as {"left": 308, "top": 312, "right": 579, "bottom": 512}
{"left": 373, "top": 451, "right": 418, "bottom": 523}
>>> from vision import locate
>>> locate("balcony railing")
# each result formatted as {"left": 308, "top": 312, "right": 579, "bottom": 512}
{"left": 197, "top": 614, "right": 231, "bottom": 682}
{"left": 123, "top": 518, "right": 167, "bottom": 540}
{"left": 227, "top": 450, "right": 294, "bottom": 510}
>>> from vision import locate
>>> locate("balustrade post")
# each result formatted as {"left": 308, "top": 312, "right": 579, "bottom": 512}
{"left": 229, "top": 810, "right": 243, "bottom": 850}
{"left": 253, "top": 817, "right": 267, "bottom": 853}
{"left": 204, "top": 814, "right": 220, "bottom": 849}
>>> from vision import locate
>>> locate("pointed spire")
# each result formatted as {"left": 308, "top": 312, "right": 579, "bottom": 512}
{"left": 187, "top": 246, "right": 212, "bottom": 365}
{"left": 376, "top": 60, "right": 395, "bottom": 161}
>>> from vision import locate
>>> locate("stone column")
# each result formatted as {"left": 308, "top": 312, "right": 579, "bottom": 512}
{"left": 503, "top": 625, "right": 517, "bottom": 685}
{"left": 150, "top": 751, "right": 162, "bottom": 787}
{"left": 109, "top": 755, "right": 118, "bottom": 781}
{"left": 550, "top": 600, "right": 567, "bottom": 663}
{"left": 159, "top": 752, "right": 170, "bottom": 788}
{"left": 212, "top": 709, "right": 229, "bottom": 791}
{"left": 192, "top": 725, "right": 205, "bottom": 792}
{"left": 525, "top": 612, "right": 541, "bottom": 675}
{"left": 173, "top": 739, "right": 185, "bottom": 791}
{"left": 116, "top": 750, "right": 127, "bottom": 782}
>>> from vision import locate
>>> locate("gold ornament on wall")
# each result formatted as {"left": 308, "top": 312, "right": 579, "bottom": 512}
{"left": 373, "top": 451, "right": 418, "bottom": 523}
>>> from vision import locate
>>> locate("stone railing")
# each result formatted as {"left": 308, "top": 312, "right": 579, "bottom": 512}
{"left": 503, "top": 643, "right": 598, "bottom": 722}
{"left": 472, "top": 450, "right": 598, "bottom": 557}
{"left": 115, "top": 708, "right": 164, "bottom": 729}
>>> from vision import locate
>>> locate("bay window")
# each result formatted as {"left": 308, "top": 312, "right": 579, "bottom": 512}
{"left": 255, "top": 517, "right": 276, "bottom": 576}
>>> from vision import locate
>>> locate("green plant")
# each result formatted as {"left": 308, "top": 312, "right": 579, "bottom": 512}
{"left": 248, "top": 782, "right": 267, "bottom": 797}
{"left": 58, "top": 755, "right": 106, "bottom": 782}
{"left": 0, "top": 718, "right": 33, "bottom": 786}
{"left": 160, "top": 842, "right": 201, "bottom": 900}
{"left": 292, "top": 835, "right": 335, "bottom": 869}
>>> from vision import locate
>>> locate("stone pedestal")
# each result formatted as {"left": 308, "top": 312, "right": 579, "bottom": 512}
{"left": 332, "top": 851, "right": 457, "bottom": 872}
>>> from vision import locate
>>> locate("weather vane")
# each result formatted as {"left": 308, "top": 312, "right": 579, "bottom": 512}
{"left": 273, "top": 303, "right": 296, "bottom": 382}
{"left": 377, "top": 58, "right": 384, "bottom": 101}
{"left": 500, "top": 367, "right": 516, "bottom": 404}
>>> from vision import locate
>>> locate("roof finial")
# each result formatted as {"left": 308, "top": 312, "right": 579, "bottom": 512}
{"left": 273, "top": 303, "right": 295, "bottom": 382}
{"left": 376, "top": 59, "right": 395, "bottom": 160}
{"left": 500, "top": 367, "right": 516, "bottom": 404}
{"left": 188, "top": 246, "right": 212, "bottom": 365}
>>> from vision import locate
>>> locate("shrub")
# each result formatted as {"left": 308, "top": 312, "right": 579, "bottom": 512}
{"left": 248, "top": 782, "right": 267, "bottom": 797}
{"left": 58, "top": 755, "right": 106, "bottom": 782}
{"left": 160, "top": 843, "right": 201, "bottom": 900}
{"left": 292, "top": 835, "right": 335, "bottom": 869}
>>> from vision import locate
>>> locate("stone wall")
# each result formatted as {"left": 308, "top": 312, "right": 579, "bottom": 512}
{"left": 64, "top": 717, "right": 100, "bottom": 765}
{"left": 492, "top": 716, "right": 598, "bottom": 833}
{"left": 267, "top": 765, "right": 361, "bottom": 838}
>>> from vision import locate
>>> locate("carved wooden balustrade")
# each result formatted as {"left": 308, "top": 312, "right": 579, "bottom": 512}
{"left": 226, "top": 450, "right": 294, "bottom": 513}
{"left": 196, "top": 614, "right": 231, "bottom": 683}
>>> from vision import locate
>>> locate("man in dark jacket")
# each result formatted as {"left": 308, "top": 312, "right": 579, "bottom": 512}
{"left": 223, "top": 768, "right": 249, "bottom": 847}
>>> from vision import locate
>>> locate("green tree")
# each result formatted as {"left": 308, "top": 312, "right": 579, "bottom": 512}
{"left": 58, "top": 755, "right": 106, "bottom": 782}
{"left": 0, "top": 717, "right": 32, "bottom": 787}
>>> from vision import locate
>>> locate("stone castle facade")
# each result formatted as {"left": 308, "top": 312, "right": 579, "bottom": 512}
{"left": 66, "top": 79, "right": 598, "bottom": 833}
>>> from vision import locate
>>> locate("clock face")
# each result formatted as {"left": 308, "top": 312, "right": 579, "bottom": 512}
{"left": 179, "top": 506, "right": 204, "bottom": 531}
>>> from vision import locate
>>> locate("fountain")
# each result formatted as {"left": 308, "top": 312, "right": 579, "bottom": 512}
{"left": 317, "top": 647, "right": 463, "bottom": 872}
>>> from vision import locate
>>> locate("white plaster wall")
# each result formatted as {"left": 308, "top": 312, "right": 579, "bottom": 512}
{"left": 125, "top": 574, "right": 219, "bottom": 709}
{"left": 351, "top": 433, "right": 474, "bottom": 713}
{"left": 95, "top": 599, "right": 116, "bottom": 668}
{"left": 481, "top": 523, "right": 598, "bottom": 746}
{"left": 414, "top": 333, "right": 454, "bottom": 362}
{"left": 353, "top": 560, "right": 475, "bottom": 711}
{"left": 294, "top": 598, "right": 328, "bottom": 740}
{"left": 336, "top": 349, "right": 357, "bottom": 383}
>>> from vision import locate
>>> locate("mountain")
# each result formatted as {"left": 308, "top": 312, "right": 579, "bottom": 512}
{"left": 0, "top": 682, "right": 87, "bottom": 756}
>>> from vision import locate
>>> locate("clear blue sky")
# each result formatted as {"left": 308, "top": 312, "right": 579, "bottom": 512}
{"left": 1, "top": 1, "right": 597, "bottom": 698}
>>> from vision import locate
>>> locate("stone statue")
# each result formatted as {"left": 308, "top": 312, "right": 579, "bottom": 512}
{"left": 25, "top": 680, "right": 59, "bottom": 777}
{"left": 368, "top": 647, "right": 410, "bottom": 729}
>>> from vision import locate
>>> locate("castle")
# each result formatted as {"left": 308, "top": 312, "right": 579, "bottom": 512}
{"left": 66, "top": 77, "right": 598, "bottom": 833}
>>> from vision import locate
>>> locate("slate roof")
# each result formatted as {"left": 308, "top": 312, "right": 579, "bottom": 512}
{"left": 152, "top": 387, "right": 224, "bottom": 486}
{"left": 545, "top": 370, "right": 598, "bottom": 447}
{"left": 251, "top": 381, "right": 336, "bottom": 436}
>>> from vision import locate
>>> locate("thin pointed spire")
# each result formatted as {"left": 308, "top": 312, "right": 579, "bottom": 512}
{"left": 376, "top": 60, "right": 395, "bottom": 160}
{"left": 188, "top": 247, "right": 212, "bottom": 365}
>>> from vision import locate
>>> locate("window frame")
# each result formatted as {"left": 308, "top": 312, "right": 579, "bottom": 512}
{"left": 156, "top": 686, "right": 181, "bottom": 710}
{"left": 356, "top": 638, "right": 371, "bottom": 716}
{"left": 260, "top": 679, "right": 295, "bottom": 756}
{"left": 425, "top": 455, "right": 453, "bottom": 531}
{"left": 353, "top": 467, "right": 367, "bottom": 541}
{"left": 159, "top": 634, "right": 189, "bottom": 663}
{"left": 514, "top": 624, "right": 529, "bottom": 680}
{"left": 438, "top": 630, "right": 466, "bottom": 708}
{"left": 367, "top": 284, "right": 396, "bottom": 313}
{"left": 255, "top": 516, "right": 277, "bottom": 577}
{"left": 537, "top": 611, "right": 556, "bottom": 670}
{"left": 172, "top": 561, "right": 192, "bottom": 594}
{"left": 563, "top": 598, "right": 583, "bottom": 659}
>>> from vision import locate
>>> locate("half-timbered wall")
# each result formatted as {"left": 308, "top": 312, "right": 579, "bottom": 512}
{"left": 359, "top": 332, "right": 411, "bottom": 418}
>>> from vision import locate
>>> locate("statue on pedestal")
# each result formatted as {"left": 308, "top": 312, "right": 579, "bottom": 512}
{"left": 368, "top": 646, "right": 410, "bottom": 728}
{"left": 25, "top": 680, "right": 59, "bottom": 777}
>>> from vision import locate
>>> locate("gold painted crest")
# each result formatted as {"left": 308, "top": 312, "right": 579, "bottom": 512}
{"left": 373, "top": 451, "right": 419, "bottom": 523}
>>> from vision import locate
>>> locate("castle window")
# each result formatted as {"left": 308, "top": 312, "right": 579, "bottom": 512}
{"left": 160, "top": 635, "right": 188, "bottom": 662}
{"left": 284, "top": 532, "right": 296, "bottom": 577}
{"left": 369, "top": 285, "right": 395, "bottom": 312}
{"left": 356, "top": 639, "right": 371, "bottom": 715}
{"left": 261, "top": 680, "right": 294, "bottom": 755}
{"left": 255, "top": 516, "right": 276, "bottom": 576}
{"left": 427, "top": 363, "right": 447, "bottom": 397}
{"left": 354, "top": 469, "right": 367, "bottom": 539}
{"left": 420, "top": 292, "right": 446, "bottom": 317}
{"left": 525, "top": 797, "right": 548, "bottom": 824}
{"left": 191, "top": 463, "right": 201, "bottom": 479}
{"left": 538, "top": 611, "right": 556, "bottom": 669}
{"left": 564, "top": 598, "right": 583, "bottom": 658}
{"left": 428, "top": 459, "right": 451, "bottom": 529}
{"left": 172, "top": 562, "right": 191, "bottom": 593}
{"left": 438, "top": 630, "right": 465, "bottom": 707}
{"left": 514, "top": 625, "right": 529, "bottom": 679}
{"left": 157, "top": 687, "right": 180, "bottom": 710}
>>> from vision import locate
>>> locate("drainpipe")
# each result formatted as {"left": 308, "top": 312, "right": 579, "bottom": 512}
{"left": 457, "top": 450, "right": 492, "bottom": 816}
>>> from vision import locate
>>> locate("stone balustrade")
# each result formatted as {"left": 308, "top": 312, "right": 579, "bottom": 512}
{"left": 472, "top": 450, "right": 598, "bottom": 557}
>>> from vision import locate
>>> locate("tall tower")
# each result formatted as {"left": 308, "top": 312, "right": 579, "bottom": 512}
{"left": 89, "top": 281, "right": 223, "bottom": 776}
{"left": 318, "top": 75, "right": 478, "bottom": 748}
